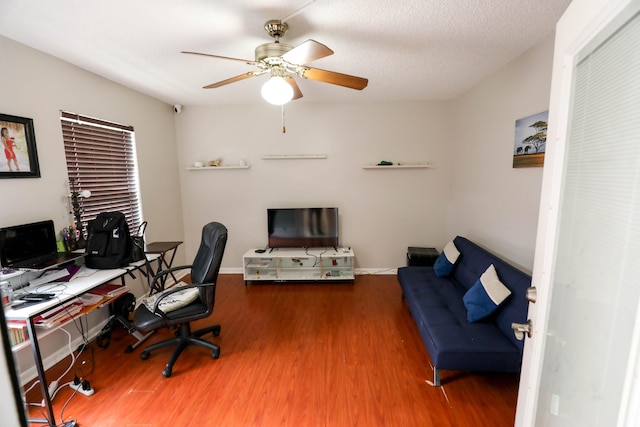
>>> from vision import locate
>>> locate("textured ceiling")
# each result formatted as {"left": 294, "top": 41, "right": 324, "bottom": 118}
{"left": 0, "top": 0, "right": 571, "bottom": 106}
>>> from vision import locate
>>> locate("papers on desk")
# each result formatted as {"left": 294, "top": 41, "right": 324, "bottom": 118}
{"left": 88, "top": 283, "right": 129, "bottom": 298}
{"left": 78, "top": 293, "right": 103, "bottom": 306}
{"left": 29, "top": 267, "right": 74, "bottom": 287}
{"left": 28, "top": 265, "right": 89, "bottom": 287}
{"left": 87, "top": 283, "right": 130, "bottom": 308}
{"left": 34, "top": 300, "right": 85, "bottom": 328}
{"left": 74, "top": 265, "right": 98, "bottom": 278}
{"left": 30, "top": 283, "right": 130, "bottom": 328}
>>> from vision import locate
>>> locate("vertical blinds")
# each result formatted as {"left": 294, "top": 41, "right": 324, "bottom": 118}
{"left": 61, "top": 111, "right": 142, "bottom": 233}
{"left": 537, "top": 10, "right": 640, "bottom": 426}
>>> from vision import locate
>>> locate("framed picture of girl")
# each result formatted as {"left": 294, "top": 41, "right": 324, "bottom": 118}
{"left": 0, "top": 113, "right": 40, "bottom": 178}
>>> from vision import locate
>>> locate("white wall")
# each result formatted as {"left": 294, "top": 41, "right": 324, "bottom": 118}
{"left": 0, "top": 31, "right": 555, "bottom": 275}
{"left": 0, "top": 24, "right": 555, "bottom": 409}
{"left": 174, "top": 36, "right": 555, "bottom": 273}
{"left": 0, "top": 35, "right": 184, "bottom": 382}
{"left": 0, "top": 36, "right": 184, "bottom": 258}
{"left": 175, "top": 101, "right": 454, "bottom": 271}
{"left": 447, "top": 35, "right": 555, "bottom": 271}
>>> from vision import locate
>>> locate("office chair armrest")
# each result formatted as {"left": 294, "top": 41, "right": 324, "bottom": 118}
{"left": 149, "top": 264, "right": 193, "bottom": 294}
{"left": 150, "top": 281, "right": 214, "bottom": 317}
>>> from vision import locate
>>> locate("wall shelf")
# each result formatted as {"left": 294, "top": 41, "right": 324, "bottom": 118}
{"left": 362, "top": 163, "right": 431, "bottom": 169}
{"left": 261, "top": 154, "right": 327, "bottom": 160}
{"left": 186, "top": 165, "right": 250, "bottom": 171}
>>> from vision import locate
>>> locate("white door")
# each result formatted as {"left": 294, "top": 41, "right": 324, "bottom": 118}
{"left": 515, "top": 0, "right": 640, "bottom": 426}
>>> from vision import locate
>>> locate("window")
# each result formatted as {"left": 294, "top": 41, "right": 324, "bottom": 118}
{"left": 61, "top": 111, "right": 143, "bottom": 236}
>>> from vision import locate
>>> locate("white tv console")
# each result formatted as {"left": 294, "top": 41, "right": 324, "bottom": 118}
{"left": 242, "top": 247, "right": 355, "bottom": 284}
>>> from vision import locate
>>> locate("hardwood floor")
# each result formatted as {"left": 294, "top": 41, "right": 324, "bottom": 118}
{"left": 27, "top": 274, "right": 519, "bottom": 427}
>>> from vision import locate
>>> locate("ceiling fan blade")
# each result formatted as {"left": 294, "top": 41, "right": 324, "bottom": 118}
{"left": 181, "top": 51, "right": 257, "bottom": 66}
{"left": 299, "top": 67, "right": 368, "bottom": 90}
{"left": 285, "top": 76, "right": 303, "bottom": 100}
{"left": 281, "top": 39, "right": 334, "bottom": 65}
{"left": 203, "top": 71, "right": 266, "bottom": 89}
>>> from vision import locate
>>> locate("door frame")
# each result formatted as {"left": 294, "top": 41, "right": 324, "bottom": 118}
{"left": 515, "top": 0, "right": 640, "bottom": 425}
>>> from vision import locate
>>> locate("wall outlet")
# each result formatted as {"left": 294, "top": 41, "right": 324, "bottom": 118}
{"left": 550, "top": 394, "right": 560, "bottom": 416}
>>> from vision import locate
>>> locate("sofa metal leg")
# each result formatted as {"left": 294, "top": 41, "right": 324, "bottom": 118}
{"left": 426, "top": 368, "right": 442, "bottom": 386}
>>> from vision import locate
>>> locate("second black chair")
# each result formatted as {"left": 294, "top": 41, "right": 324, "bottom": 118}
{"left": 133, "top": 222, "right": 227, "bottom": 377}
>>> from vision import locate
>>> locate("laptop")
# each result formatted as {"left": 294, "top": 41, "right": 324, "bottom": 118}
{"left": 0, "top": 220, "right": 84, "bottom": 270}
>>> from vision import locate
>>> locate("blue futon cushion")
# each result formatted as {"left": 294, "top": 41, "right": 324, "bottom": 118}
{"left": 463, "top": 264, "right": 511, "bottom": 322}
{"left": 433, "top": 241, "right": 460, "bottom": 277}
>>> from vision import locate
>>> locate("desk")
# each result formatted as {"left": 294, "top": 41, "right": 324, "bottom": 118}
{"left": 145, "top": 241, "right": 182, "bottom": 291}
{"left": 5, "top": 258, "right": 153, "bottom": 427}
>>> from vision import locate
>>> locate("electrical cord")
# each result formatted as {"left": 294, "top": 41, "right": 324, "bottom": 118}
{"left": 24, "top": 327, "right": 76, "bottom": 408}
{"left": 23, "top": 380, "right": 41, "bottom": 400}
{"left": 24, "top": 298, "right": 94, "bottom": 420}
{"left": 304, "top": 247, "right": 326, "bottom": 267}
{"left": 18, "top": 278, "right": 96, "bottom": 427}
{"left": 59, "top": 384, "right": 79, "bottom": 426}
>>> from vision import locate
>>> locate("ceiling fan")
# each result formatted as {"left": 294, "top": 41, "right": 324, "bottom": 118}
{"left": 182, "top": 20, "right": 368, "bottom": 105}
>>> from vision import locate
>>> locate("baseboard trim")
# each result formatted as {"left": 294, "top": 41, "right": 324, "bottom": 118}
{"left": 219, "top": 268, "right": 398, "bottom": 275}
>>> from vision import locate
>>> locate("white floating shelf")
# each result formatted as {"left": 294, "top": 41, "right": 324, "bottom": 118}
{"left": 186, "top": 165, "right": 250, "bottom": 170}
{"left": 362, "top": 163, "right": 431, "bottom": 169}
{"left": 261, "top": 154, "right": 327, "bottom": 160}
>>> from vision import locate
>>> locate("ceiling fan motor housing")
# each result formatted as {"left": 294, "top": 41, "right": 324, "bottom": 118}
{"left": 264, "top": 20, "right": 288, "bottom": 40}
{"left": 255, "top": 42, "right": 293, "bottom": 64}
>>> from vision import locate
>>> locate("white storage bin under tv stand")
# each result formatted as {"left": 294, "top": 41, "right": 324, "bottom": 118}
{"left": 242, "top": 247, "right": 355, "bottom": 284}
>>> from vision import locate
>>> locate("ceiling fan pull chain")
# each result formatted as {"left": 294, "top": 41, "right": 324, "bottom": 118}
{"left": 282, "top": 105, "right": 286, "bottom": 133}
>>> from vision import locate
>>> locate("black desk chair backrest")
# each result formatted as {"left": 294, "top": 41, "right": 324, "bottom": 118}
{"left": 191, "top": 221, "right": 227, "bottom": 312}
{"left": 134, "top": 221, "right": 227, "bottom": 377}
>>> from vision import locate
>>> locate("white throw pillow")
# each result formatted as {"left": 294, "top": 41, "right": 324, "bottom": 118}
{"left": 141, "top": 281, "right": 200, "bottom": 315}
{"left": 433, "top": 241, "right": 461, "bottom": 277}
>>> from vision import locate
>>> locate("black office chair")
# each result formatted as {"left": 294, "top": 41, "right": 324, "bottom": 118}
{"left": 133, "top": 222, "right": 227, "bottom": 377}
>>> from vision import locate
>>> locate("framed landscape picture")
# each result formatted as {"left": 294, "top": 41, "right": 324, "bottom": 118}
{"left": 0, "top": 113, "right": 40, "bottom": 178}
{"left": 513, "top": 110, "right": 548, "bottom": 168}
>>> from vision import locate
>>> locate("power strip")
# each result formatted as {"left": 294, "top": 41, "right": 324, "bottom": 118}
{"left": 70, "top": 382, "right": 94, "bottom": 396}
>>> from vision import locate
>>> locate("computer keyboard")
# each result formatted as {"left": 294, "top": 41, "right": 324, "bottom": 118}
{"left": 21, "top": 293, "right": 55, "bottom": 301}
{"left": 29, "top": 268, "right": 70, "bottom": 287}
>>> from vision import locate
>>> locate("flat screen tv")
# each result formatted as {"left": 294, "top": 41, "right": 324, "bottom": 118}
{"left": 268, "top": 207, "right": 339, "bottom": 248}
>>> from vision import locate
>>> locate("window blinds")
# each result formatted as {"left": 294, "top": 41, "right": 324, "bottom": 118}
{"left": 61, "top": 111, "right": 142, "bottom": 233}
{"left": 538, "top": 10, "right": 640, "bottom": 426}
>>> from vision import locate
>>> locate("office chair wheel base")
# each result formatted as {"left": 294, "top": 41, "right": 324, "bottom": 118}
{"left": 162, "top": 367, "right": 172, "bottom": 378}
{"left": 140, "top": 350, "right": 150, "bottom": 360}
{"left": 212, "top": 325, "right": 221, "bottom": 337}
{"left": 212, "top": 348, "right": 220, "bottom": 359}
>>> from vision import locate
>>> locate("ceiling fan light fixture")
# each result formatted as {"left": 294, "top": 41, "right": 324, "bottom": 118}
{"left": 261, "top": 76, "right": 294, "bottom": 105}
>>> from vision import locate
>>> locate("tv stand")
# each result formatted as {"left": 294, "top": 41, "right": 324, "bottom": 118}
{"left": 243, "top": 247, "right": 355, "bottom": 285}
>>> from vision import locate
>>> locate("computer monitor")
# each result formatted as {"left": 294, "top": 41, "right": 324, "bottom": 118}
{"left": 0, "top": 220, "right": 58, "bottom": 269}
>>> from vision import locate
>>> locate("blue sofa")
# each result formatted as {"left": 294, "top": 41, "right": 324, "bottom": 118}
{"left": 397, "top": 236, "right": 531, "bottom": 386}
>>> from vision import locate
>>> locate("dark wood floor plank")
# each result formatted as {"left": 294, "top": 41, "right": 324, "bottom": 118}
{"left": 26, "top": 274, "right": 519, "bottom": 426}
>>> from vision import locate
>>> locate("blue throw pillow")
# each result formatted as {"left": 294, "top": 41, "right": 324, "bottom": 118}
{"left": 433, "top": 241, "right": 460, "bottom": 277}
{"left": 463, "top": 264, "right": 512, "bottom": 323}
